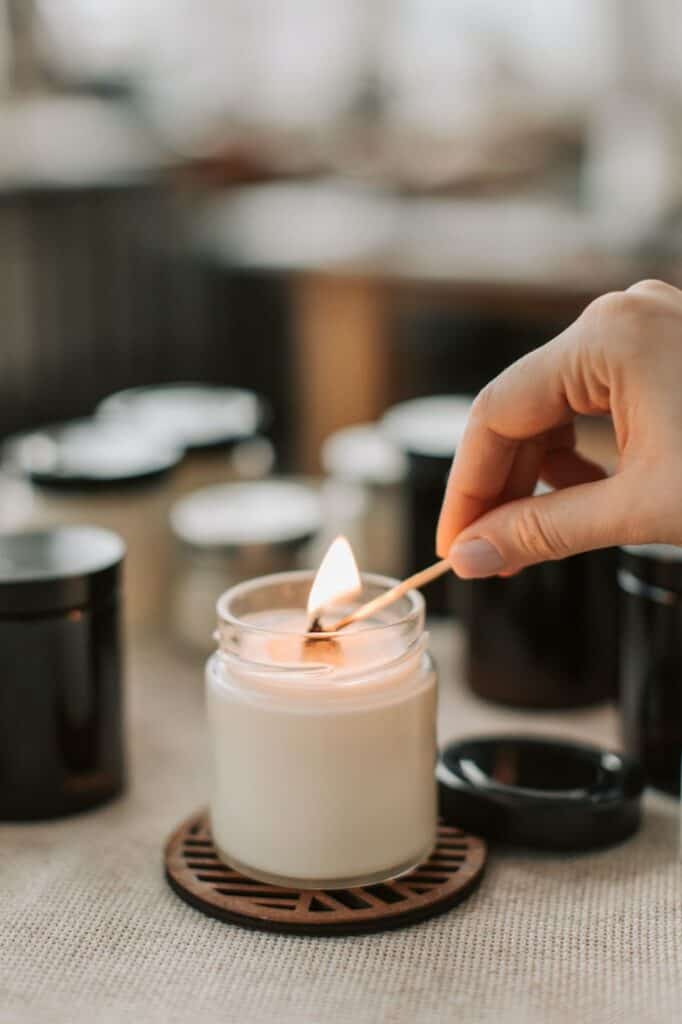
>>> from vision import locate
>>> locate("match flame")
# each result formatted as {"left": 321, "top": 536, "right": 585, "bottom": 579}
{"left": 307, "top": 536, "right": 362, "bottom": 618}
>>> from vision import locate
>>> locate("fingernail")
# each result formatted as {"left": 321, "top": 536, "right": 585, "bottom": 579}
{"left": 448, "top": 538, "right": 505, "bottom": 578}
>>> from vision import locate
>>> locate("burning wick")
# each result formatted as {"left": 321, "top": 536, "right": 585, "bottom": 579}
{"left": 305, "top": 536, "right": 452, "bottom": 643}
{"left": 305, "top": 536, "right": 362, "bottom": 639}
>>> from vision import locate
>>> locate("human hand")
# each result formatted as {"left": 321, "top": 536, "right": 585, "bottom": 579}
{"left": 436, "top": 279, "right": 682, "bottom": 577}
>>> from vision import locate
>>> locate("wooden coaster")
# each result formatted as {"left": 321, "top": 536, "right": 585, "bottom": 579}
{"left": 165, "top": 811, "right": 487, "bottom": 936}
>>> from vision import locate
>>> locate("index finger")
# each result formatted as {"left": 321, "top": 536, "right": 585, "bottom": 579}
{"left": 435, "top": 320, "right": 593, "bottom": 556}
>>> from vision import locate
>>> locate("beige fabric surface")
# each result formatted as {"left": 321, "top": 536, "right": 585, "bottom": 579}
{"left": 1, "top": 622, "right": 680, "bottom": 1024}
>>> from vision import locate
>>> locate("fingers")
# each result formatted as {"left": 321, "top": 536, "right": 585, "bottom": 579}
{"left": 447, "top": 473, "right": 638, "bottom": 578}
{"left": 436, "top": 279, "right": 682, "bottom": 572}
{"left": 436, "top": 307, "right": 610, "bottom": 558}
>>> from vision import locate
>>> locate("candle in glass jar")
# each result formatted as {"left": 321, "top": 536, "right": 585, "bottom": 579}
{"left": 206, "top": 540, "right": 437, "bottom": 889}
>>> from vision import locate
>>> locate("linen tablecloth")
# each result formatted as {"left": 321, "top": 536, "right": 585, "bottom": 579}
{"left": 1, "top": 623, "right": 680, "bottom": 1024}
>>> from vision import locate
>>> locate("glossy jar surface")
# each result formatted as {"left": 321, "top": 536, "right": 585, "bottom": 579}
{"left": 0, "top": 527, "right": 125, "bottom": 819}
{"left": 206, "top": 572, "right": 438, "bottom": 889}
{"left": 619, "top": 545, "right": 682, "bottom": 795}
{"left": 466, "top": 548, "right": 619, "bottom": 709}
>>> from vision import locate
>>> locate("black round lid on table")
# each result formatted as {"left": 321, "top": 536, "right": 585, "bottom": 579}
{"left": 437, "top": 735, "right": 645, "bottom": 851}
{"left": 0, "top": 526, "right": 125, "bottom": 616}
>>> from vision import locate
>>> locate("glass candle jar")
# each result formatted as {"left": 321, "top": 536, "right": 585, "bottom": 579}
{"left": 3, "top": 419, "right": 183, "bottom": 629}
{"left": 381, "top": 395, "right": 473, "bottom": 614}
{"left": 169, "top": 479, "right": 323, "bottom": 654}
{"left": 466, "top": 547, "right": 619, "bottom": 709}
{"left": 97, "top": 383, "right": 270, "bottom": 498}
{"left": 206, "top": 572, "right": 437, "bottom": 889}
{"left": 463, "top": 477, "right": 619, "bottom": 710}
{"left": 320, "top": 423, "right": 408, "bottom": 579}
{"left": 619, "top": 544, "right": 682, "bottom": 796}
{"left": 0, "top": 526, "right": 125, "bottom": 820}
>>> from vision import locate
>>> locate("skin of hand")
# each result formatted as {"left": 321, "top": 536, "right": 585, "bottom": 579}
{"left": 436, "top": 279, "right": 682, "bottom": 578}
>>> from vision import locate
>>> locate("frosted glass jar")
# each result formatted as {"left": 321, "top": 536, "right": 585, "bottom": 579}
{"left": 97, "top": 383, "right": 270, "bottom": 498}
{"left": 206, "top": 572, "right": 437, "bottom": 889}
{"left": 320, "top": 423, "right": 407, "bottom": 579}
{"left": 169, "top": 479, "right": 323, "bottom": 653}
{"left": 3, "top": 419, "right": 182, "bottom": 629}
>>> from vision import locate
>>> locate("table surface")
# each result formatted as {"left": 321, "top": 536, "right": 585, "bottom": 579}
{"left": 1, "top": 621, "right": 680, "bottom": 1024}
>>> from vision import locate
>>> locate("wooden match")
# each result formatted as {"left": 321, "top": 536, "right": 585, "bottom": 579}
{"left": 329, "top": 558, "right": 452, "bottom": 632}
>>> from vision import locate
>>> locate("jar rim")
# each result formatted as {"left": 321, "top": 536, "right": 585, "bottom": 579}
{"left": 216, "top": 569, "right": 425, "bottom": 638}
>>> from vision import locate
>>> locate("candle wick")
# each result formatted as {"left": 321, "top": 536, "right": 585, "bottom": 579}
{"left": 302, "top": 612, "right": 340, "bottom": 661}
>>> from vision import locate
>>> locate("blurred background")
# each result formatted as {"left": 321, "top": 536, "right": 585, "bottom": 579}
{"left": 2, "top": 0, "right": 682, "bottom": 642}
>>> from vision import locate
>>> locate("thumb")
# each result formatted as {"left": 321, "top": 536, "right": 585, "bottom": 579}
{"left": 447, "top": 474, "right": 638, "bottom": 578}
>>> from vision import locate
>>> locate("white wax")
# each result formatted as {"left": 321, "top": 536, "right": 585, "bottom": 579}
{"left": 206, "top": 609, "right": 437, "bottom": 888}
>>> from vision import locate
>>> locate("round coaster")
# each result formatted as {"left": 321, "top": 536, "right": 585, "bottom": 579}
{"left": 165, "top": 811, "right": 487, "bottom": 936}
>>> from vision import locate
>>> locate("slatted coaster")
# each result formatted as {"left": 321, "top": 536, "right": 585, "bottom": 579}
{"left": 165, "top": 812, "right": 487, "bottom": 935}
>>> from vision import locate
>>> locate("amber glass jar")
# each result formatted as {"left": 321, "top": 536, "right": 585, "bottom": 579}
{"left": 619, "top": 544, "right": 682, "bottom": 795}
{"left": 381, "top": 396, "right": 472, "bottom": 615}
{"left": 0, "top": 527, "right": 125, "bottom": 820}
{"left": 466, "top": 548, "right": 619, "bottom": 709}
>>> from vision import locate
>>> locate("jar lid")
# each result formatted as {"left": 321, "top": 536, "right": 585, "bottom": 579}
{"left": 97, "top": 383, "right": 267, "bottom": 451}
{"left": 620, "top": 543, "right": 682, "bottom": 596}
{"left": 0, "top": 527, "right": 125, "bottom": 615}
{"left": 4, "top": 419, "right": 182, "bottom": 490}
{"left": 381, "top": 395, "right": 473, "bottom": 459}
{"left": 321, "top": 424, "right": 407, "bottom": 485}
{"left": 170, "top": 480, "right": 322, "bottom": 551}
{"left": 437, "top": 735, "right": 644, "bottom": 850}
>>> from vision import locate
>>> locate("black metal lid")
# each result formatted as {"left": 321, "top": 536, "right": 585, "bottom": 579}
{"left": 0, "top": 527, "right": 125, "bottom": 615}
{"left": 3, "top": 419, "right": 182, "bottom": 491}
{"left": 437, "top": 734, "right": 644, "bottom": 851}
{"left": 619, "top": 544, "right": 682, "bottom": 597}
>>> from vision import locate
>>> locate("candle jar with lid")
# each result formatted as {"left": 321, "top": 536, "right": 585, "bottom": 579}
{"left": 97, "top": 383, "right": 271, "bottom": 497}
{"left": 3, "top": 419, "right": 183, "bottom": 628}
{"left": 381, "top": 395, "right": 473, "bottom": 614}
{"left": 206, "top": 545, "right": 437, "bottom": 889}
{"left": 466, "top": 546, "right": 619, "bottom": 709}
{"left": 0, "top": 526, "right": 125, "bottom": 820}
{"left": 320, "top": 423, "right": 407, "bottom": 580}
{"left": 619, "top": 544, "right": 682, "bottom": 795}
{"left": 465, "top": 484, "right": 619, "bottom": 709}
{"left": 169, "top": 479, "right": 323, "bottom": 654}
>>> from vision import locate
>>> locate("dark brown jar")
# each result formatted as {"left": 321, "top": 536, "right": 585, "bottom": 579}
{"left": 619, "top": 544, "right": 682, "bottom": 796}
{"left": 381, "top": 396, "right": 472, "bottom": 615}
{"left": 0, "top": 527, "right": 126, "bottom": 820}
{"left": 466, "top": 547, "right": 619, "bottom": 709}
